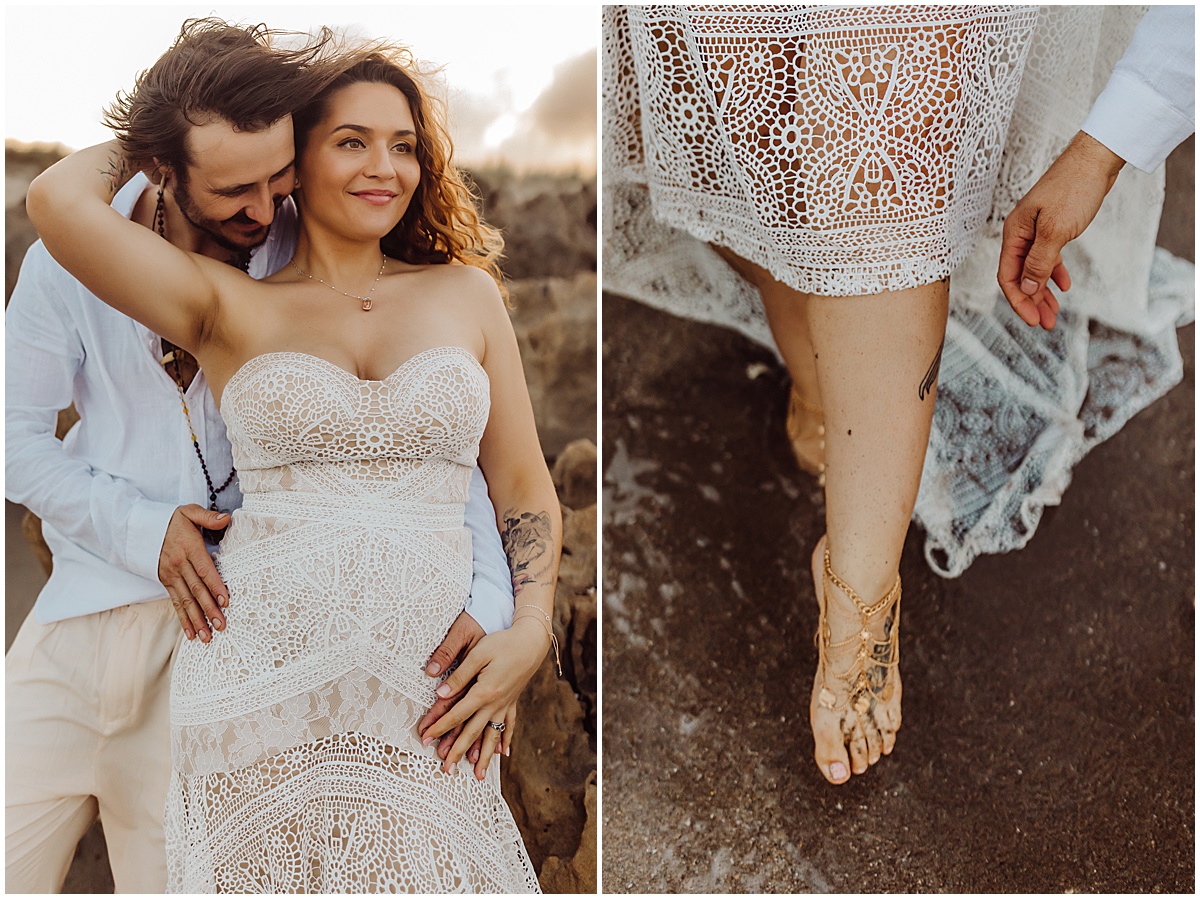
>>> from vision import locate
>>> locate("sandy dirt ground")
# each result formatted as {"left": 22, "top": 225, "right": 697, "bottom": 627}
{"left": 600, "top": 139, "right": 1194, "bottom": 892}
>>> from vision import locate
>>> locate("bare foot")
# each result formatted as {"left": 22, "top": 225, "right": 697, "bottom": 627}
{"left": 809, "top": 536, "right": 902, "bottom": 784}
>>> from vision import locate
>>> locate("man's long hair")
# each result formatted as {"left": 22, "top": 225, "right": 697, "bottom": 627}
{"left": 102, "top": 18, "right": 332, "bottom": 178}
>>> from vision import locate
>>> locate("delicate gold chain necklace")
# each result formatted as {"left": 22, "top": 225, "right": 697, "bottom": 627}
{"left": 290, "top": 255, "right": 387, "bottom": 311}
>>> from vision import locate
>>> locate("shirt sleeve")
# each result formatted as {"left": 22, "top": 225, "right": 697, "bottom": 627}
{"left": 1081, "top": 6, "right": 1195, "bottom": 173}
{"left": 5, "top": 242, "right": 177, "bottom": 582}
{"left": 461, "top": 466, "right": 515, "bottom": 635}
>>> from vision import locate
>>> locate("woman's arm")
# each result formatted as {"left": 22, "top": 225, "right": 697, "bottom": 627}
{"left": 25, "top": 141, "right": 225, "bottom": 354}
{"left": 417, "top": 268, "right": 563, "bottom": 779}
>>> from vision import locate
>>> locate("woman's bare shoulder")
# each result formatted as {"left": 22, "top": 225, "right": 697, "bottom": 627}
{"left": 399, "top": 262, "right": 504, "bottom": 310}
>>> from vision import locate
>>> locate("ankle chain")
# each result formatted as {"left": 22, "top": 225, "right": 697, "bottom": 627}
{"left": 817, "top": 547, "right": 902, "bottom": 715}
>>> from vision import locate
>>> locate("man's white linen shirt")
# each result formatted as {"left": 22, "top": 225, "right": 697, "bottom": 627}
{"left": 1081, "top": 5, "right": 1195, "bottom": 173}
{"left": 6, "top": 173, "right": 514, "bottom": 631}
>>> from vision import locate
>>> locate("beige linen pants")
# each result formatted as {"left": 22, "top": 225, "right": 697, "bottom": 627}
{"left": 6, "top": 599, "right": 180, "bottom": 893}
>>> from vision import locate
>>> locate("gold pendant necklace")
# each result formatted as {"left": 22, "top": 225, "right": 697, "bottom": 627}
{"left": 291, "top": 255, "right": 387, "bottom": 311}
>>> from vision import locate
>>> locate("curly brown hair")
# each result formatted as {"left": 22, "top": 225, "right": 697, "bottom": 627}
{"left": 102, "top": 18, "right": 334, "bottom": 180}
{"left": 292, "top": 48, "right": 507, "bottom": 303}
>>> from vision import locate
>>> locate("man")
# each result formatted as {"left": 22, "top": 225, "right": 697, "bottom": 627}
{"left": 6, "top": 20, "right": 512, "bottom": 892}
{"left": 999, "top": 5, "right": 1195, "bottom": 327}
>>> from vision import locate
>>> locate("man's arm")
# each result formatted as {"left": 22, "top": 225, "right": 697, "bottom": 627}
{"left": 999, "top": 8, "right": 1195, "bottom": 328}
{"left": 462, "top": 466, "right": 516, "bottom": 633}
{"left": 422, "top": 467, "right": 514, "bottom": 676}
{"left": 1080, "top": 5, "right": 1194, "bottom": 175}
{"left": 5, "top": 242, "right": 227, "bottom": 637}
{"left": 5, "top": 242, "right": 173, "bottom": 577}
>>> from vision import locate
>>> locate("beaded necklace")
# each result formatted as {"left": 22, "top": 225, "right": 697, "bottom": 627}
{"left": 154, "top": 186, "right": 240, "bottom": 540}
{"left": 161, "top": 344, "right": 237, "bottom": 538}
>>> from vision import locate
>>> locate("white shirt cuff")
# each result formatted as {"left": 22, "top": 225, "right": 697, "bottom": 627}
{"left": 125, "top": 498, "right": 180, "bottom": 583}
{"left": 463, "top": 573, "right": 515, "bottom": 635}
{"left": 1082, "top": 70, "right": 1195, "bottom": 173}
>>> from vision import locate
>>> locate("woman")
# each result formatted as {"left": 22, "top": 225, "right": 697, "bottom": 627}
{"left": 28, "top": 40, "right": 551, "bottom": 893}
{"left": 603, "top": 5, "right": 1190, "bottom": 786}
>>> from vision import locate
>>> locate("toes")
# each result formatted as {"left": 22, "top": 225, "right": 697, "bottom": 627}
{"left": 864, "top": 717, "right": 883, "bottom": 766}
{"left": 816, "top": 744, "right": 852, "bottom": 786}
{"left": 880, "top": 726, "right": 897, "bottom": 756}
{"left": 811, "top": 708, "right": 852, "bottom": 785}
{"left": 848, "top": 719, "right": 869, "bottom": 775}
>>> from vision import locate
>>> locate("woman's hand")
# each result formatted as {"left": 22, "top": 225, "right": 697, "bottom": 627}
{"left": 417, "top": 617, "right": 550, "bottom": 780}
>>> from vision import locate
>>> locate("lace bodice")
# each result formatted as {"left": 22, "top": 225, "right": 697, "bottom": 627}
{"left": 172, "top": 344, "right": 490, "bottom": 750}
{"left": 220, "top": 346, "right": 489, "bottom": 497}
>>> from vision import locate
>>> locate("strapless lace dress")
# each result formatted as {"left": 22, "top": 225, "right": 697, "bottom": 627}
{"left": 163, "top": 347, "right": 540, "bottom": 893}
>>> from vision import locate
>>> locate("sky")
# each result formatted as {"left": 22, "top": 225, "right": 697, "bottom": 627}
{"left": 4, "top": 3, "right": 598, "bottom": 172}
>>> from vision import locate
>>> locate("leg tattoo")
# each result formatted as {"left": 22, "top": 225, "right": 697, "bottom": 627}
{"left": 918, "top": 337, "right": 944, "bottom": 401}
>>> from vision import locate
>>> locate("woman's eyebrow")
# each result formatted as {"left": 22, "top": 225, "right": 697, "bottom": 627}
{"left": 332, "top": 123, "right": 417, "bottom": 139}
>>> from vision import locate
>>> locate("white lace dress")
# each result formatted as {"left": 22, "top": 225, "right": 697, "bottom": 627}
{"left": 164, "top": 347, "right": 540, "bottom": 893}
{"left": 604, "top": 5, "right": 1194, "bottom": 576}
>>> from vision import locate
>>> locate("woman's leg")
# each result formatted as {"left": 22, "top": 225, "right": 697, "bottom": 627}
{"left": 806, "top": 280, "right": 948, "bottom": 783}
{"left": 711, "top": 246, "right": 825, "bottom": 475}
{"left": 756, "top": 274, "right": 949, "bottom": 784}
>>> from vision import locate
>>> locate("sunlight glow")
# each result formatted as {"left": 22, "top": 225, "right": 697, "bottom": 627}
{"left": 4, "top": 4, "right": 597, "bottom": 172}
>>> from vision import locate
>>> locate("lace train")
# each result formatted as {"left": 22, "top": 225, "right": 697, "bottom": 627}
{"left": 603, "top": 5, "right": 1194, "bottom": 576}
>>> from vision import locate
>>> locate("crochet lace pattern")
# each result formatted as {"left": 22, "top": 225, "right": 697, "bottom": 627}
{"left": 165, "top": 347, "right": 540, "bottom": 893}
{"left": 604, "top": 5, "right": 1194, "bottom": 577}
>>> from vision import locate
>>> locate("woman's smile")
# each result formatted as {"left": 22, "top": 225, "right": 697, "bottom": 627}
{"left": 352, "top": 189, "right": 398, "bottom": 206}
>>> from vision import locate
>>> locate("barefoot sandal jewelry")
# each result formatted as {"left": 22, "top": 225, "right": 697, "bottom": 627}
{"left": 816, "top": 546, "right": 901, "bottom": 716}
{"left": 787, "top": 385, "right": 826, "bottom": 486}
{"left": 513, "top": 604, "right": 562, "bottom": 677}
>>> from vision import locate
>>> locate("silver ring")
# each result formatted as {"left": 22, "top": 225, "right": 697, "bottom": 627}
{"left": 489, "top": 721, "right": 506, "bottom": 733}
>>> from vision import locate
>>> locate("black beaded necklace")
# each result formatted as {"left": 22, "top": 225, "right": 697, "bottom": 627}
{"left": 155, "top": 186, "right": 240, "bottom": 540}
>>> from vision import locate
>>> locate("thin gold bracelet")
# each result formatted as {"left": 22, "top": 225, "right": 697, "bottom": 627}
{"left": 514, "top": 603, "right": 553, "bottom": 625}
{"left": 513, "top": 613, "right": 562, "bottom": 677}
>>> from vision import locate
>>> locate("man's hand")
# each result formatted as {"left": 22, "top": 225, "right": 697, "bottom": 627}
{"left": 999, "top": 131, "right": 1126, "bottom": 330}
{"left": 421, "top": 611, "right": 491, "bottom": 773}
{"left": 158, "top": 504, "right": 229, "bottom": 642}
{"left": 419, "top": 619, "right": 548, "bottom": 780}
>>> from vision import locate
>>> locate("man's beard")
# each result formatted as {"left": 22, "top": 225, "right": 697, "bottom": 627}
{"left": 173, "top": 178, "right": 280, "bottom": 253}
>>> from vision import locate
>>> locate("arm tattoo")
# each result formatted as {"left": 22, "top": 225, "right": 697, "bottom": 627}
{"left": 99, "top": 152, "right": 132, "bottom": 199}
{"left": 500, "top": 509, "right": 553, "bottom": 599}
{"left": 918, "top": 337, "right": 944, "bottom": 401}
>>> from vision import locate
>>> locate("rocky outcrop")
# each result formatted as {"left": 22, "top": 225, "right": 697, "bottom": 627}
{"left": 502, "top": 439, "right": 597, "bottom": 891}
{"left": 475, "top": 172, "right": 597, "bottom": 280}
{"left": 508, "top": 274, "right": 597, "bottom": 459}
